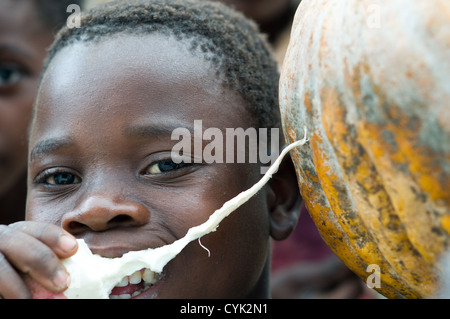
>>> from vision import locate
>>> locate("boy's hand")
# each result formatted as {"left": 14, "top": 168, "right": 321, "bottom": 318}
{"left": 0, "top": 221, "right": 78, "bottom": 299}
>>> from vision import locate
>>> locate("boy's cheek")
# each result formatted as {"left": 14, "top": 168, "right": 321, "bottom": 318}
{"left": 25, "top": 199, "right": 52, "bottom": 222}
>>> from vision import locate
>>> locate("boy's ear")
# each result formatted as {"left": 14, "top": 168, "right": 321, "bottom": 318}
{"left": 267, "top": 153, "right": 302, "bottom": 241}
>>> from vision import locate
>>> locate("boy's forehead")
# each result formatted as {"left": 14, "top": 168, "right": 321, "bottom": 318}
{"left": 36, "top": 34, "right": 221, "bottom": 116}
{"left": 42, "top": 33, "right": 222, "bottom": 94}
{"left": 31, "top": 33, "right": 252, "bottom": 142}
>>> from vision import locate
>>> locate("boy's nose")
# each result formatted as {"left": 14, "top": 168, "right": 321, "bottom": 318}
{"left": 61, "top": 195, "right": 150, "bottom": 234}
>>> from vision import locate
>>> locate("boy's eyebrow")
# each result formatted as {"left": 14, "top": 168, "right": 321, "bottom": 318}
{"left": 0, "top": 44, "right": 32, "bottom": 60}
{"left": 29, "top": 124, "right": 195, "bottom": 163}
{"left": 29, "top": 137, "right": 73, "bottom": 163}
{"left": 123, "top": 122, "right": 195, "bottom": 138}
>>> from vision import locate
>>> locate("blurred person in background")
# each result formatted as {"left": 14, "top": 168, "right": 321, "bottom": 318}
{"left": 216, "top": 0, "right": 298, "bottom": 66}
{"left": 0, "top": 0, "right": 83, "bottom": 224}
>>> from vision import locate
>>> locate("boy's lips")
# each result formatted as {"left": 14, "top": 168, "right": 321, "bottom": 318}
{"left": 109, "top": 268, "right": 162, "bottom": 299}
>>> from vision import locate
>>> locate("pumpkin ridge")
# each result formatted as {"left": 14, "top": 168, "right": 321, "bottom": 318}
{"left": 317, "top": 88, "right": 428, "bottom": 297}
{"left": 320, "top": 86, "right": 435, "bottom": 297}
{"left": 345, "top": 61, "right": 440, "bottom": 296}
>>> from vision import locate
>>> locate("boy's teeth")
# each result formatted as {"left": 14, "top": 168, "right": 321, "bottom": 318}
{"left": 115, "top": 269, "right": 157, "bottom": 288}
{"left": 143, "top": 268, "right": 155, "bottom": 283}
{"left": 116, "top": 277, "right": 129, "bottom": 287}
{"left": 129, "top": 270, "right": 142, "bottom": 284}
{"left": 110, "top": 294, "right": 133, "bottom": 299}
{"left": 110, "top": 268, "right": 161, "bottom": 299}
{"left": 110, "top": 291, "right": 141, "bottom": 299}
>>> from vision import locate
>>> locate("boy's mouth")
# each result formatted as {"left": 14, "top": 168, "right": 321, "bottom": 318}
{"left": 109, "top": 268, "right": 161, "bottom": 299}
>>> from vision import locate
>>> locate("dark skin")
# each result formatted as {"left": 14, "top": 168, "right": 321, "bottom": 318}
{"left": 0, "top": 33, "right": 301, "bottom": 298}
{"left": 0, "top": 0, "right": 54, "bottom": 224}
{"left": 218, "top": 0, "right": 295, "bottom": 43}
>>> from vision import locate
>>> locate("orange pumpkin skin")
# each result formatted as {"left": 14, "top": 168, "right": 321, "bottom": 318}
{"left": 280, "top": 0, "right": 450, "bottom": 298}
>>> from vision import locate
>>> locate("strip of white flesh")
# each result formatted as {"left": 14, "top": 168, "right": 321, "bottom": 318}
{"left": 62, "top": 130, "right": 308, "bottom": 299}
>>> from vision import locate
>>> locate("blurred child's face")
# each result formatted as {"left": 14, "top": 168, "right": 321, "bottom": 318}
{"left": 219, "top": 0, "right": 292, "bottom": 24}
{"left": 27, "top": 34, "right": 274, "bottom": 298}
{"left": 0, "top": 0, "right": 53, "bottom": 195}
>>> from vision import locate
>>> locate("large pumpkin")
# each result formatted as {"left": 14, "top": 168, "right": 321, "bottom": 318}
{"left": 280, "top": 0, "right": 450, "bottom": 298}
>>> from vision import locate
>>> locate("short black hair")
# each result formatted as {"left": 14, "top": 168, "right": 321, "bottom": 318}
{"left": 33, "top": 0, "right": 85, "bottom": 33}
{"left": 39, "top": 0, "right": 280, "bottom": 129}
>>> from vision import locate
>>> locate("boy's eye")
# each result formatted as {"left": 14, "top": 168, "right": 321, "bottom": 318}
{"left": 0, "top": 66, "right": 25, "bottom": 88}
{"left": 146, "top": 160, "right": 193, "bottom": 175}
{"left": 44, "top": 172, "right": 81, "bottom": 186}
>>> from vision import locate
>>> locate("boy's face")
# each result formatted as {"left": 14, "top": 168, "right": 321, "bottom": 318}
{"left": 27, "top": 34, "right": 274, "bottom": 298}
{"left": 0, "top": 0, "right": 53, "bottom": 195}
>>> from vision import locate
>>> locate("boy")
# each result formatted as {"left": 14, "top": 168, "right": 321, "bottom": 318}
{"left": 0, "top": 0, "right": 301, "bottom": 298}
